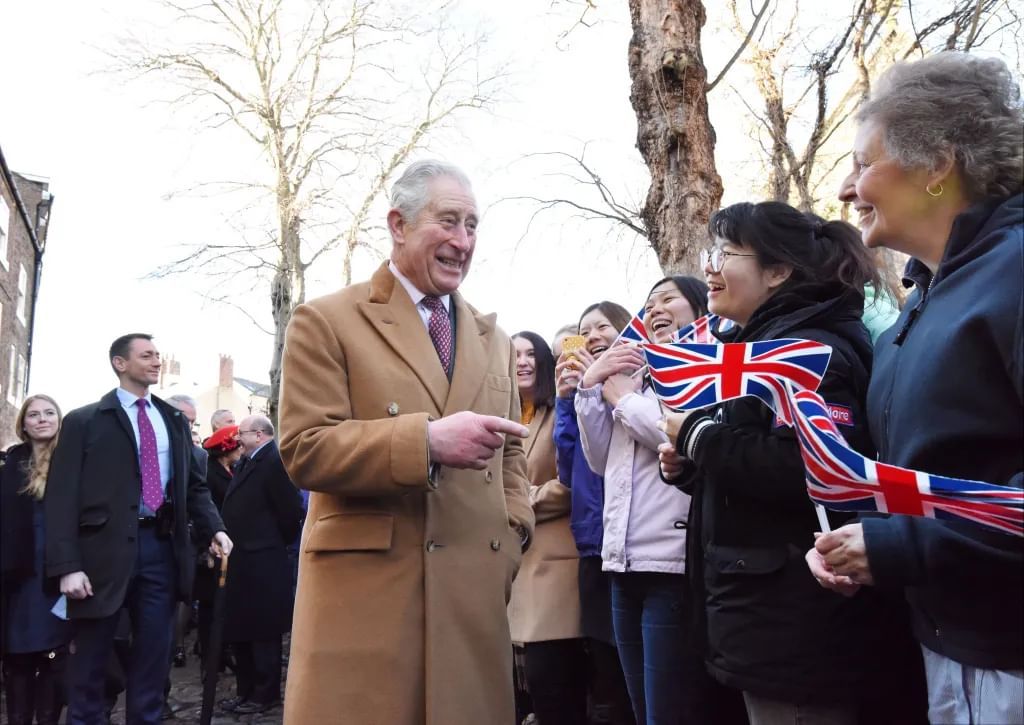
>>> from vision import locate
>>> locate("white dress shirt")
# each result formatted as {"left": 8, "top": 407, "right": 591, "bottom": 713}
{"left": 389, "top": 260, "right": 451, "bottom": 331}
{"left": 115, "top": 387, "right": 171, "bottom": 516}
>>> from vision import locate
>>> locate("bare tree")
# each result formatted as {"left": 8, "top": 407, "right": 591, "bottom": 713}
{"left": 626, "top": 0, "right": 720, "bottom": 275}
{"left": 730, "top": 0, "right": 1015, "bottom": 215}
{"left": 536, "top": 1, "right": 765, "bottom": 274}
{"left": 112, "top": 0, "right": 502, "bottom": 421}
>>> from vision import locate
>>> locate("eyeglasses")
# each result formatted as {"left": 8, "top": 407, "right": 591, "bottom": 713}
{"left": 700, "top": 247, "right": 756, "bottom": 273}
{"left": 237, "top": 429, "right": 261, "bottom": 436}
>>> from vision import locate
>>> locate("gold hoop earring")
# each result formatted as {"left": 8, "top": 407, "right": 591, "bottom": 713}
{"left": 926, "top": 183, "right": 944, "bottom": 198}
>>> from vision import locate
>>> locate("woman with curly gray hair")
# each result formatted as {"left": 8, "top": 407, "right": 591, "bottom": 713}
{"left": 810, "top": 51, "right": 1023, "bottom": 723}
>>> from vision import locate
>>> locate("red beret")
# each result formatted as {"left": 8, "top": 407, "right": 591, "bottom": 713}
{"left": 203, "top": 425, "right": 240, "bottom": 453}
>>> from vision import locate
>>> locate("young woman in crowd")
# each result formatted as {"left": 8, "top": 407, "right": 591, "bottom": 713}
{"left": 809, "top": 51, "right": 1023, "bottom": 724}
{"left": 659, "top": 201, "right": 927, "bottom": 724}
{"left": 1, "top": 395, "right": 72, "bottom": 725}
{"left": 574, "top": 276, "right": 709, "bottom": 725}
{"left": 507, "top": 331, "right": 587, "bottom": 725}
{"left": 554, "top": 301, "right": 635, "bottom": 725}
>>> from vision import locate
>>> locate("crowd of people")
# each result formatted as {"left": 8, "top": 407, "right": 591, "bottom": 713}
{"left": 1, "top": 375, "right": 304, "bottom": 722}
{"left": 0, "top": 50, "right": 1021, "bottom": 725}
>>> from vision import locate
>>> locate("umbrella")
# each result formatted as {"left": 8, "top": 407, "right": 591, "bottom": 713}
{"left": 200, "top": 554, "right": 229, "bottom": 725}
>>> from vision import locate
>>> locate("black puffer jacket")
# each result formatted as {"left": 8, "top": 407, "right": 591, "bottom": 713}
{"left": 668, "top": 284, "right": 925, "bottom": 715}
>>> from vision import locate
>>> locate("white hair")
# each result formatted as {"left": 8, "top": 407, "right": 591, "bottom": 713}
{"left": 390, "top": 160, "right": 473, "bottom": 224}
{"left": 166, "top": 394, "right": 198, "bottom": 411}
{"left": 857, "top": 52, "right": 1023, "bottom": 201}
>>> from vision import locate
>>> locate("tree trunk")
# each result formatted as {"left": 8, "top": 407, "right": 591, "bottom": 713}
{"left": 267, "top": 205, "right": 304, "bottom": 427}
{"left": 628, "top": 0, "right": 723, "bottom": 276}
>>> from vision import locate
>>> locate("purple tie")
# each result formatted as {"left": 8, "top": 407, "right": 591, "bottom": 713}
{"left": 135, "top": 399, "right": 164, "bottom": 511}
{"left": 422, "top": 296, "right": 453, "bottom": 372}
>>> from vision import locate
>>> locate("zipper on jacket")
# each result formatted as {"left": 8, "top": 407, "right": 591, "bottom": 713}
{"left": 892, "top": 275, "right": 935, "bottom": 346}
{"left": 883, "top": 275, "right": 934, "bottom": 457}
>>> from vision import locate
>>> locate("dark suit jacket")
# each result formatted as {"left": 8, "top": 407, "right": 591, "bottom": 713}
{"left": 45, "top": 389, "right": 224, "bottom": 620}
{"left": 221, "top": 441, "right": 303, "bottom": 640}
{"left": 223, "top": 441, "right": 303, "bottom": 553}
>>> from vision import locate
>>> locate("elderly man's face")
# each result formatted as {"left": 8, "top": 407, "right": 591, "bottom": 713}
{"left": 391, "top": 176, "right": 478, "bottom": 296}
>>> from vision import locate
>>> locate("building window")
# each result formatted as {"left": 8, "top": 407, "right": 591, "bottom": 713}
{"left": 16, "top": 264, "right": 27, "bottom": 325}
{"left": 6, "top": 345, "right": 24, "bottom": 407}
{"left": 0, "top": 195, "right": 9, "bottom": 270}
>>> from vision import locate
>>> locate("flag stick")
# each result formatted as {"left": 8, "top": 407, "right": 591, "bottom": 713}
{"left": 815, "top": 503, "right": 832, "bottom": 533}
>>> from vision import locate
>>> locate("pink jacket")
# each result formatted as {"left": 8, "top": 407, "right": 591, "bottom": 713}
{"left": 575, "top": 383, "right": 690, "bottom": 574}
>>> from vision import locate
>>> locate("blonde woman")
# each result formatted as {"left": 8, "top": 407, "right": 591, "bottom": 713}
{"left": 1, "top": 395, "right": 72, "bottom": 725}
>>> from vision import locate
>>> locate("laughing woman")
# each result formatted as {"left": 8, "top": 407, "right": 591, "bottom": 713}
{"left": 554, "top": 301, "right": 636, "bottom": 725}
{"left": 575, "top": 276, "right": 709, "bottom": 725}
{"left": 1, "top": 395, "right": 72, "bottom": 725}
{"left": 810, "top": 52, "right": 1024, "bottom": 724}
{"left": 508, "top": 330, "right": 588, "bottom": 725}
{"left": 660, "top": 203, "right": 927, "bottom": 724}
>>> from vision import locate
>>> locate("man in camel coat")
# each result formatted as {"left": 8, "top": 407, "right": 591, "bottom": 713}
{"left": 278, "top": 159, "right": 534, "bottom": 725}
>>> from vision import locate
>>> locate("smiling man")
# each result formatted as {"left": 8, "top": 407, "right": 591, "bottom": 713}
{"left": 44, "top": 333, "right": 231, "bottom": 724}
{"left": 278, "top": 160, "right": 534, "bottom": 724}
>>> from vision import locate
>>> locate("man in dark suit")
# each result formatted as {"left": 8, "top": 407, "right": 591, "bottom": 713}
{"left": 45, "top": 333, "right": 233, "bottom": 724}
{"left": 218, "top": 414, "right": 304, "bottom": 715}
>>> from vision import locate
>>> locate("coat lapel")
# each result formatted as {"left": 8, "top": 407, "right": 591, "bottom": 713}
{"left": 224, "top": 456, "right": 253, "bottom": 502}
{"left": 358, "top": 264, "right": 449, "bottom": 414}
{"left": 98, "top": 390, "right": 139, "bottom": 458}
{"left": 443, "top": 293, "right": 495, "bottom": 418}
{"left": 524, "top": 405, "right": 549, "bottom": 459}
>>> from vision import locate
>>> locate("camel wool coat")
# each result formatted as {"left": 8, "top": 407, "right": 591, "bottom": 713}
{"left": 278, "top": 263, "right": 534, "bottom": 725}
{"left": 507, "top": 405, "right": 583, "bottom": 644}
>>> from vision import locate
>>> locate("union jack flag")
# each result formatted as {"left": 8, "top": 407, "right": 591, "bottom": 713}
{"left": 611, "top": 307, "right": 650, "bottom": 347}
{"left": 643, "top": 339, "right": 832, "bottom": 424}
{"left": 674, "top": 314, "right": 715, "bottom": 344}
{"left": 673, "top": 313, "right": 736, "bottom": 344}
{"left": 791, "top": 386, "right": 1024, "bottom": 537}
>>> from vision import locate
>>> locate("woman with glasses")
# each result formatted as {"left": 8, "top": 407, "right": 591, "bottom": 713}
{"left": 575, "top": 276, "right": 711, "bottom": 725}
{"left": 1, "top": 395, "right": 72, "bottom": 725}
{"left": 660, "top": 202, "right": 926, "bottom": 724}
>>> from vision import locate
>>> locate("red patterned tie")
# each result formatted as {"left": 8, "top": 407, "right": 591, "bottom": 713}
{"left": 135, "top": 399, "right": 164, "bottom": 511}
{"left": 422, "top": 296, "right": 453, "bottom": 373}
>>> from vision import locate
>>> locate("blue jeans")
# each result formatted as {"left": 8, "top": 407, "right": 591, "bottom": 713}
{"left": 67, "top": 528, "right": 177, "bottom": 725}
{"left": 610, "top": 572, "right": 695, "bottom": 725}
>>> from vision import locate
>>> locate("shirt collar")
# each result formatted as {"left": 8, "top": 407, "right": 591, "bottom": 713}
{"left": 116, "top": 387, "right": 153, "bottom": 408}
{"left": 389, "top": 260, "right": 450, "bottom": 312}
{"left": 248, "top": 439, "right": 273, "bottom": 460}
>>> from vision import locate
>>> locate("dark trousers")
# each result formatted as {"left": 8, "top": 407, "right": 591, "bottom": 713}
{"left": 2, "top": 648, "right": 68, "bottom": 725}
{"left": 586, "top": 638, "right": 636, "bottom": 725}
{"left": 232, "top": 637, "right": 282, "bottom": 705}
{"left": 610, "top": 572, "right": 696, "bottom": 725}
{"left": 67, "top": 527, "right": 177, "bottom": 725}
{"left": 522, "top": 639, "right": 588, "bottom": 725}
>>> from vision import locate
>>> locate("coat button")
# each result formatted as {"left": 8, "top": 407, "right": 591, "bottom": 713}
{"left": 736, "top": 559, "right": 746, "bottom": 569}
{"left": 426, "top": 540, "right": 438, "bottom": 553}
{"left": 490, "top": 538, "right": 501, "bottom": 551}
{"left": 485, "top": 471, "right": 493, "bottom": 483}
{"left": 387, "top": 402, "right": 400, "bottom": 416}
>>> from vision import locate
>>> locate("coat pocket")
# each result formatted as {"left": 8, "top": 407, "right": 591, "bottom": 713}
{"left": 304, "top": 513, "right": 393, "bottom": 553}
{"left": 78, "top": 510, "right": 109, "bottom": 532}
{"left": 705, "top": 545, "right": 788, "bottom": 575}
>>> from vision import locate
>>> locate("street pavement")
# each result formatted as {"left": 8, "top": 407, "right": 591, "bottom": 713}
{"left": 0, "top": 630, "right": 286, "bottom": 724}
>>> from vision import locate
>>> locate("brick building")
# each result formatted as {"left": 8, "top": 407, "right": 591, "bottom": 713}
{"left": 0, "top": 144, "right": 52, "bottom": 445}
